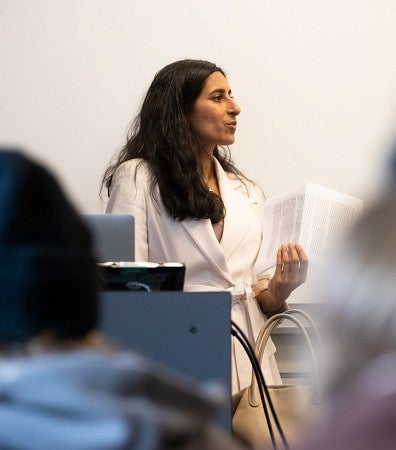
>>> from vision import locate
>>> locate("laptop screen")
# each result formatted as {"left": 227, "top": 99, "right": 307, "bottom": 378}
{"left": 98, "top": 262, "right": 185, "bottom": 291}
{"left": 82, "top": 214, "right": 135, "bottom": 262}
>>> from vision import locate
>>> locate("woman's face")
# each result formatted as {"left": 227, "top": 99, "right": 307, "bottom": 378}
{"left": 190, "top": 71, "right": 241, "bottom": 153}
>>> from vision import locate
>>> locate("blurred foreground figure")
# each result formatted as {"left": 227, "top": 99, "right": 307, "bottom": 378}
{"left": 296, "top": 157, "right": 396, "bottom": 450}
{"left": 0, "top": 149, "right": 241, "bottom": 450}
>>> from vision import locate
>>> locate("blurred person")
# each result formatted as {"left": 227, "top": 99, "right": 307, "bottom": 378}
{"left": 295, "top": 154, "right": 396, "bottom": 450}
{"left": 0, "top": 148, "right": 243, "bottom": 450}
{"left": 102, "top": 59, "right": 308, "bottom": 396}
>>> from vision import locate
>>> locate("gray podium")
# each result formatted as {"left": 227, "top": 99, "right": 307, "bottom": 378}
{"left": 99, "top": 290, "right": 232, "bottom": 430}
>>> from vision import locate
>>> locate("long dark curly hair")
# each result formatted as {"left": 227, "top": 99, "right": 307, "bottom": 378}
{"left": 102, "top": 59, "right": 245, "bottom": 223}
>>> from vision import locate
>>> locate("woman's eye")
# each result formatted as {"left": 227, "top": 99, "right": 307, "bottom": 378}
{"left": 213, "top": 95, "right": 222, "bottom": 102}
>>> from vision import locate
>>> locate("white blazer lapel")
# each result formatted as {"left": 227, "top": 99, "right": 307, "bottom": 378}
{"left": 215, "top": 160, "right": 261, "bottom": 260}
{"left": 181, "top": 218, "right": 233, "bottom": 282}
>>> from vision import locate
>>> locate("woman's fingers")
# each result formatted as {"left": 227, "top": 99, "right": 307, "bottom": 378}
{"left": 278, "top": 243, "right": 308, "bottom": 282}
{"left": 259, "top": 243, "right": 309, "bottom": 311}
{"left": 269, "top": 243, "right": 309, "bottom": 302}
{"left": 274, "top": 246, "right": 283, "bottom": 276}
{"left": 295, "top": 243, "right": 308, "bottom": 281}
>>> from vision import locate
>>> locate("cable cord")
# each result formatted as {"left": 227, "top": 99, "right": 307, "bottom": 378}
{"left": 231, "top": 320, "right": 289, "bottom": 450}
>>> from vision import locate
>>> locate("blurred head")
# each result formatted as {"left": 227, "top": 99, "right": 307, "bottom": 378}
{"left": 0, "top": 149, "right": 99, "bottom": 345}
{"left": 318, "top": 183, "right": 396, "bottom": 391}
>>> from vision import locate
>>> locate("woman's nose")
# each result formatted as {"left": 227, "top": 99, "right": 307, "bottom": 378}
{"left": 229, "top": 99, "right": 241, "bottom": 116}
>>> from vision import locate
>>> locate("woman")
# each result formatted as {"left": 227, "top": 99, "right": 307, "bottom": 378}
{"left": 103, "top": 59, "right": 308, "bottom": 394}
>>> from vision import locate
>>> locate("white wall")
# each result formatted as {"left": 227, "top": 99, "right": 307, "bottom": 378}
{"left": 2, "top": 0, "right": 396, "bottom": 214}
{"left": 2, "top": 0, "right": 396, "bottom": 304}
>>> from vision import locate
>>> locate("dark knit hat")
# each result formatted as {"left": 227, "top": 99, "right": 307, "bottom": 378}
{"left": 0, "top": 149, "right": 99, "bottom": 342}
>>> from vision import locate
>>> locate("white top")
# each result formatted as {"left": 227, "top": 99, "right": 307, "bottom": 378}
{"left": 106, "top": 157, "right": 280, "bottom": 393}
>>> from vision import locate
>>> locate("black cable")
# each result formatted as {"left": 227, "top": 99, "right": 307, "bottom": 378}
{"left": 231, "top": 320, "right": 290, "bottom": 450}
{"left": 232, "top": 326, "right": 276, "bottom": 449}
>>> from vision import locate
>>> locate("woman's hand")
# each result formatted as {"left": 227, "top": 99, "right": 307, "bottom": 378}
{"left": 257, "top": 243, "right": 308, "bottom": 314}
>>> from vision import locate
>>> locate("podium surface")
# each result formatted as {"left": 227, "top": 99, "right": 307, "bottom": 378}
{"left": 99, "top": 290, "right": 232, "bottom": 429}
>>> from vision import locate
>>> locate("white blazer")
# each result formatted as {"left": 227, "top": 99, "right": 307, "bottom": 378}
{"left": 106, "top": 158, "right": 281, "bottom": 394}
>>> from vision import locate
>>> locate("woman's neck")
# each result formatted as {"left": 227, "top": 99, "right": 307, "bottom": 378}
{"left": 201, "top": 154, "right": 216, "bottom": 181}
{"left": 200, "top": 155, "right": 220, "bottom": 194}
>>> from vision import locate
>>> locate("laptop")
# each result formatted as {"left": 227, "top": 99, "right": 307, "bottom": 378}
{"left": 99, "top": 290, "right": 232, "bottom": 429}
{"left": 82, "top": 214, "right": 135, "bottom": 262}
{"left": 98, "top": 262, "right": 186, "bottom": 291}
